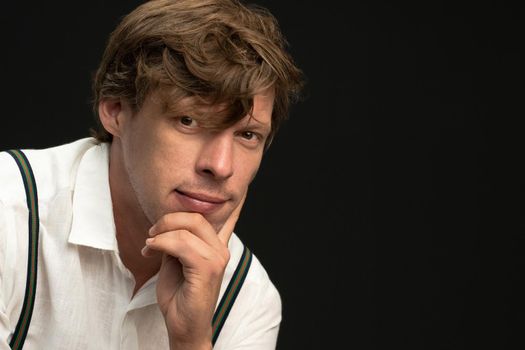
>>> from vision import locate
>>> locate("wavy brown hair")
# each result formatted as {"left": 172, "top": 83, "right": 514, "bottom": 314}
{"left": 91, "top": 0, "right": 304, "bottom": 147}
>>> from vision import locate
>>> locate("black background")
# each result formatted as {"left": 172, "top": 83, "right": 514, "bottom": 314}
{"left": 1, "top": 1, "right": 523, "bottom": 349}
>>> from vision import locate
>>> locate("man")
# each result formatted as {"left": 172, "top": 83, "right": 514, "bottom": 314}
{"left": 0, "top": 0, "right": 303, "bottom": 349}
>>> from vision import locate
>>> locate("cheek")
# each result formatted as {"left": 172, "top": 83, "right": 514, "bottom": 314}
{"left": 121, "top": 122, "right": 171, "bottom": 190}
{"left": 126, "top": 119, "right": 172, "bottom": 166}
{"left": 143, "top": 136, "right": 197, "bottom": 191}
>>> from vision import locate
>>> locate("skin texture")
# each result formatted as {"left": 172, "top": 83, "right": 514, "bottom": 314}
{"left": 98, "top": 88, "right": 274, "bottom": 349}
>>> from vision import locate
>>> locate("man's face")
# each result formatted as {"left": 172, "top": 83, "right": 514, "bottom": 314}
{"left": 115, "top": 88, "right": 274, "bottom": 231}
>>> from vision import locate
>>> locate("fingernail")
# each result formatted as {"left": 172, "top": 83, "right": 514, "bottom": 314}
{"left": 145, "top": 237, "right": 155, "bottom": 245}
{"left": 148, "top": 226, "right": 155, "bottom": 236}
{"left": 141, "top": 245, "right": 149, "bottom": 256}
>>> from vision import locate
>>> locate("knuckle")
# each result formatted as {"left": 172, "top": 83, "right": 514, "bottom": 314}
{"left": 215, "top": 249, "right": 230, "bottom": 271}
{"left": 158, "top": 212, "right": 184, "bottom": 229}
{"left": 209, "top": 262, "right": 225, "bottom": 278}
{"left": 222, "top": 249, "right": 231, "bottom": 264}
{"left": 157, "top": 215, "right": 171, "bottom": 229}
{"left": 174, "top": 229, "right": 191, "bottom": 243}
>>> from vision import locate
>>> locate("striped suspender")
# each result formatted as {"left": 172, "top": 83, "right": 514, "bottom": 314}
{"left": 4, "top": 149, "right": 250, "bottom": 348}
{"left": 6, "top": 150, "right": 40, "bottom": 350}
{"left": 212, "top": 245, "right": 253, "bottom": 346}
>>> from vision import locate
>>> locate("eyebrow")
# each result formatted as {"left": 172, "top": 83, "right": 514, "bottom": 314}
{"left": 162, "top": 94, "right": 272, "bottom": 132}
{"left": 241, "top": 116, "right": 271, "bottom": 133}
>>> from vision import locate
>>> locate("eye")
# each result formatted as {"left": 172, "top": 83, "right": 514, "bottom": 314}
{"left": 241, "top": 131, "right": 256, "bottom": 140}
{"left": 237, "top": 130, "right": 264, "bottom": 147}
{"left": 179, "top": 116, "right": 197, "bottom": 127}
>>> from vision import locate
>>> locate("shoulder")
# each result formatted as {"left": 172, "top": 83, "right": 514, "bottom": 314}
{"left": 216, "top": 234, "right": 281, "bottom": 348}
{"left": 227, "top": 233, "right": 280, "bottom": 301}
{"left": 0, "top": 138, "right": 99, "bottom": 204}
{"left": 0, "top": 138, "right": 107, "bottom": 328}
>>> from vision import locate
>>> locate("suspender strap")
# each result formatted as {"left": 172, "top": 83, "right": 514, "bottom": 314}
{"left": 6, "top": 150, "right": 40, "bottom": 350}
{"left": 211, "top": 245, "right": 252, "bottom": 346}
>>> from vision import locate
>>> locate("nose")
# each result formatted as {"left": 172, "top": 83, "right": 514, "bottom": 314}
{"left": 196, "top": 131, "right": 234, "bottom": 180}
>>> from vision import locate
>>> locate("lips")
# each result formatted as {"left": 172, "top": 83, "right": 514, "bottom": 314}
{"left": 174, "top": 189, "right": 228, "bottom": 214}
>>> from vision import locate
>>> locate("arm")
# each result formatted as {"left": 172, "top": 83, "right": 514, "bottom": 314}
{"left": 143, "top": 197, "right": 245, "bottom": 350}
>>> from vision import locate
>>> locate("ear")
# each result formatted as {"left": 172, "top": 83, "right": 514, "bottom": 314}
{"left": 98, "top": 98, "right": 130, "bottom": 138}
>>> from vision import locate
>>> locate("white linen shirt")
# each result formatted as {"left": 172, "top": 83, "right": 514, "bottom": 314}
{"left": 0, "top": 138, "right": 281, "bottom": 350}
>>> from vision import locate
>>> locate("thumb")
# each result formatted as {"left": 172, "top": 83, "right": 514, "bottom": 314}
{"left": 217, "top": 191, "right": 247, "bottom": 245}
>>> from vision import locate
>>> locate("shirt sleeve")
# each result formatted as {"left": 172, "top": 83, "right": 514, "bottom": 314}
{"left": 226, "top": 266, "right": 282, "bottom": 350}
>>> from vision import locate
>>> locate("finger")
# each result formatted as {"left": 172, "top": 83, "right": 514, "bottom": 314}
{"left": 141, "top": 244, "right": 162, "bottom": 258}
{"left": 149, "top": 212, "right": 223, "bottom": 251}
{"left": 217, "top": 191, "right": 247, "bottom": 245}
{"left": 145, "top": 230, "right": 225, "bottom": 269}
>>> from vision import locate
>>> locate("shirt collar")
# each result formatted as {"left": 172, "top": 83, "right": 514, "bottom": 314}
{"left": 69, "top": 142, "right": 117, "bottom": 251}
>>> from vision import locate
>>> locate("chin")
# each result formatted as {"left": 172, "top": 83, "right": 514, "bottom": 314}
{"left": 201, "top": 212, "right": 224, "bottom": 230}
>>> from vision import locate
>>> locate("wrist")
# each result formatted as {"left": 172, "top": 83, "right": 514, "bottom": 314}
{"left": 167, "top": 321, "right": 213, "bottom": 350}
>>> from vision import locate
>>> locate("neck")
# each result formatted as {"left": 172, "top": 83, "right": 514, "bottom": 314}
{"left": 108, "top": 140, "right": 162, "bottom": 295}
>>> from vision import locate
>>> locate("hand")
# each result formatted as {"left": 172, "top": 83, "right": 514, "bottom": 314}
{"left": 143, "top": 195, "right": 246, "bottom": 350}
